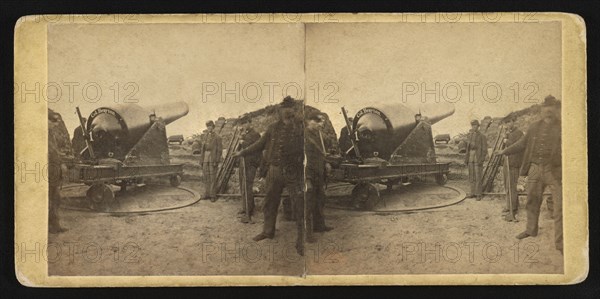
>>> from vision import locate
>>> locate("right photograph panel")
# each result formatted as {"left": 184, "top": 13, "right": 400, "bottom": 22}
{"left": 304, "top": 21, "right": 563, "bottom": 275}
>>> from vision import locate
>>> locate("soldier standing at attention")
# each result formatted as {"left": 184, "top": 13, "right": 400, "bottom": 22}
{"left": 501, "top": 115, "right": 524, "bottom": 218}
{"left": 338, "top": 117, "right": 353, "bottom": 157}
{"left": 464, "top": 119, "right": 488, "bottom": 200}
{"left": 71, "top": 118, "right": 87, "bottom": 159}
{"left": 233, "top": 96, "right": 304, "bottom": 255}
{"left": 305, "top": 112, "right": 333, "bottom": 243}
{"left": 236, "top": 116, "right": 261, "bottom": 222}
{"left": 497, "top": 96, "right": 562, "bottom": 253}
{"left": 48, "top": 109, "right": 73, "bottom": 234}
{"left": 199, "top": 120, "right": 222, "bottom": 200}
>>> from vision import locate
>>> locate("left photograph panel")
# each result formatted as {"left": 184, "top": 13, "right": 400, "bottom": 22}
{"left": 45, "top": 22, "right": 307, "bottom": 276}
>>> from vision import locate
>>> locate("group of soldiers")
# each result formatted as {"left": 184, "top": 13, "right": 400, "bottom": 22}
{"left": 198, "top": 96, "right": 333, "bottom": 255}
{"left": 465, "top": 95, "right": 563, "bottom": 254}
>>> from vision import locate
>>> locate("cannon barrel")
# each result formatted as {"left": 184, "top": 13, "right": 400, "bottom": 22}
{"left": 352, "top": 103, "right": 454, "bottom": 160}
{"left": 86, "top": 102, "right": 189, "bottom": 159}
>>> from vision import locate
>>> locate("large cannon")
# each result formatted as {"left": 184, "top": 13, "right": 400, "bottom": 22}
{"left": 332, "top": 102, "right": 455, "bottom": 210}
{"left": 350, "top": 103, "right": 455, "bottom": 162}
{"left": 70, "top": 102, "right": 189, "bottom": 211}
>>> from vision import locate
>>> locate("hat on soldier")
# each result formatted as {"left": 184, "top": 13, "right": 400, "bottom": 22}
{"left": 503, "top": 114, "right": 517, "bottom": 123}
{"left": 307, "top": 111, "right": 325, "bottom": 122}
{"left": 205, "top": 120, "right": 215, "bottom": 127}
{"left": 238, "top": 116, "right": 252, "bottom": 124}
{"left": 470, "top": 119, "right": 480, "bottom": 126}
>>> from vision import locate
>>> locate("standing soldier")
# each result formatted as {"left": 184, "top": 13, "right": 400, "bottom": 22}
{"left": 338, "top": 117, "right": 353, "bottom": 157}
{"left": 305, "top": 112, "right": 333, "bottom": 242}
{"left": 71, "top": 118, "right": 87, "bottom": 159}
{"left": 236, "top": 116, "right": 261, "bottom": 223}
{"left": 464, "top": 119, "right": 488, "bottom": 200}
{"left": 233, "top": 96, "right": 304, "bottom": 255}
{"left": 199, "top": 120, "right": 222, "bottom": 200}
{"left": 501, "top": 115, "right": 524, "bottom": 219}
{"left": 497, "top": 96, "right": 562, "bottom": 253}
{"left": 48, "top": 109, "right": 73, "bottom": 233}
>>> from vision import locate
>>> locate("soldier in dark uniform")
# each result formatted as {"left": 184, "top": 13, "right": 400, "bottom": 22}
{"left": 71, "top": 118, "right": 87, "bottom": 159}
{"left": 497, "top": 96, "right": 563, "bottom": 253}
{"left": 338, "top": 117, "right": 353, "bottom": 157}
{"left": 464, "top": 119, "right": 488, "bottom": 200}
{"left": 48, "top": 109, "right": 73, "bottom": 234}
{"left": 305, "top": 112, "right": 333, "bottom": 242}
{"left": 199, "top": 120, "right": 222, "bottom": 199}
{"left": 234, "top": 96, "right": 304, "bottom": 255}
{"left": 501, "top": 115, "right": 524, "bottom": 219}
{"left": 236, "top": 116, "right": 262, "bottom": 222}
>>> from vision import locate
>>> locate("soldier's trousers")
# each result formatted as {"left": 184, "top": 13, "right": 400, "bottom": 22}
{"left": 239, "top": 165, "right": 257, "bottom": 214}
{"left": 306, "top": 176, "right": 327, "bottom": 235}
{"left": 202, "top": 162, "right": 218, "bottom": 198}
{"left": 524, "top": 163, "right": 563, "bottom": 251}
{"left": 49, "top": 184, "right": 62, "bottom": 231}
{"left": 261, "top": 165, "right": 303, "bottom": 239}
{"left": 503, "top": 165, "right": 520, "bottom": 212}
{"left": 468, "top": 162, "right": 483, "bottom": 196}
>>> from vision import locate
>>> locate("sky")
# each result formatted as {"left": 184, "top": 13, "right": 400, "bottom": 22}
{"left": 48, "top": 21, "right": 560, "bottom": 138}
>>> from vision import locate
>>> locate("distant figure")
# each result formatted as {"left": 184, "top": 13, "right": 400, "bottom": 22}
{"left": 338, "top": 117, "right": 354, "bottom": 156}
{"left": 464, "top": 119, "right": 488, "bottom": 200}
{"left": 497, "top": 96, "right": 562, "bottom": 254}
{"left": 236, "top": 116, "right": 261, "bottom": 222}
{"left": 414, "top": 112, "right": 422, "bottom": 123}
{"left": 500, "top": 115, "right": 524, "bottom": 219}
{"left": 71, "top": 118, "right": 87, "bottom": 159}
{"left": 199, "top": 120, "right": 222, "bottom": 200}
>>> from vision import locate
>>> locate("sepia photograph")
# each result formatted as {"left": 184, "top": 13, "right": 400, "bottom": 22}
{"left": 13, "top": 13, "right": 588, "bottom": 286}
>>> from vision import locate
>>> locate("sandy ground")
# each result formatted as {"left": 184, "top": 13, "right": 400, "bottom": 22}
{"left": 48, "top": 144, "right": 563, "bottom": 276}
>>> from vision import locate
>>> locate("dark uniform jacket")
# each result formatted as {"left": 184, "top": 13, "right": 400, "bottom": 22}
{"left": 240, "top": 121, "right": 304, "bottom": 170}
{"left": 240, "top": 127, "right": 262, "bottom": 168}
{"left": 72, "top": 126, "right": 86, "bottom": 158}
{"left": 338, "top": 126, "right": 353, "bottom": 155}
{"left": 199, "top": 131, "right": 222, "bottom": 164}
{"left": 503, "top": 128, "right": 524, "bottom": 168}
{"left": 305, "top": 128, "right": 326, "bottom": 181}
{"left": 464, "top": 130, "right": 488, "bottom": 164}
{"left": 503, "top": 119, "right": 561, "bottom": 180}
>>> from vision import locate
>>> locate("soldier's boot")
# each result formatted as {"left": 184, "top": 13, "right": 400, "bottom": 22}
{"left": 252, "top": 232, "right": 274, "bottom": 242}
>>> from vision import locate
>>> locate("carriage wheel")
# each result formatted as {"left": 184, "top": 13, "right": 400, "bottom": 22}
{"left": 351, "top": 183, "right": 381, "bottom": 211}
{"left": 170, "top": 174, "right": 182, "bottom": 187}
{"left": 435, "top": 174, "right": 448, "bottom": 185}
{"left": 86, "top": 183, "right": 115, "bottom": 212}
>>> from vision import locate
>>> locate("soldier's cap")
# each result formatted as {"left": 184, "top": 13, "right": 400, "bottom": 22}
{"left": 306, "top": 111, "right": 325, "bottom": 122}
{"left": 470, "top": 119, "right": 480, "bottom": 126}
{"left": 542, "top": 95, "right": 560, "bottom": 107}
{"left": 238, "top": 116, "right": 252, "bottom": 124}
{"left": 503, "top": 114, "right": 517, "bottom": 123}
{"left": 205, "top": 120, "right": 215, "bottom": 127}
{"left": 280, "top": 96, "right": 296, "bottom": 108}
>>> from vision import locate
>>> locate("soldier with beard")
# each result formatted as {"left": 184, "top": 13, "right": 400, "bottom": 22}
{"left": 234, "top": 96, "right": 305, "bottom": 255}
{"left": 497, "top": 96, "right": 563, "bottom": 253}
{"left": 236, "top": 116, "right": 261, "bottom": 222}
